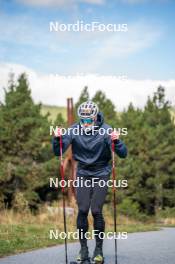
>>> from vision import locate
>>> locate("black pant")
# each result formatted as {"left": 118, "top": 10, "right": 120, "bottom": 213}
{"left": 76, "top": 175, "right": 109, "bottom": 248}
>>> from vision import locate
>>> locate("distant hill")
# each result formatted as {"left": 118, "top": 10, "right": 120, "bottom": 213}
{"left": 41, "top": 105, "right": 67, "bottom": 121}
{"left": 41, "top": 104, "right": 175, "bottom": 123}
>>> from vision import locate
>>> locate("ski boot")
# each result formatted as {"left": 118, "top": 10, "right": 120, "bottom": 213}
{"left": 74, "top": 245, "right": 91, "bottom": 264}
{"left": 91, "top": 246, "right": 104, "bottom": 264}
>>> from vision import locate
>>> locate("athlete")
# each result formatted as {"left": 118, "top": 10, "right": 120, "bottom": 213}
{"left": 52, "top": 101, "right": 127, "bottom": 264}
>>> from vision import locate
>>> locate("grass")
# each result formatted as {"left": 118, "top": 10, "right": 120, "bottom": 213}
{"left": 0, "top": 205, "right": 70, "bottom": 257}
{"left": 41, "top": 105, "right": 67, "bottom": 121}
{"left": 0, "top": 223, "right": 58, "bottom": 257}
{"left": 0, "top": 201, "right": 161, "bottom": 258}
{"left": 0, "top": 223, "right": 159, "bottom": 257}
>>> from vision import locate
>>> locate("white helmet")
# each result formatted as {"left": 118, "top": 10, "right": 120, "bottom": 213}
{"left": 77, "top": 101, "right": 99, "bottom": 119}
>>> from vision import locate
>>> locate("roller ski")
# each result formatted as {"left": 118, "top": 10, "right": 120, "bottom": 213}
{"left": 70, "top": 260, "right": 91, "bottom": 264}
{"left": 70, "top": 257, "right": 91, "bottom": 263}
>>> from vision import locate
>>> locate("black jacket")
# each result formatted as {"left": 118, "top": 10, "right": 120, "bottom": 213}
{"left": 52, "top": 112, "right": 127, "bottom": 177}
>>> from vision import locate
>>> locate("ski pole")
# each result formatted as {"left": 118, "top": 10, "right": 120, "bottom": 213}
{"left": 59, "top": 132, "right": 68, "bottom": 264}
{"left": 112, "top": 141, "right": 118, "bottom": 264}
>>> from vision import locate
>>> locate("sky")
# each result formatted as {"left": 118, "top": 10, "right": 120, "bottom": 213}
{"left": 0, "top": 0, "right": 175, "bottom": 110}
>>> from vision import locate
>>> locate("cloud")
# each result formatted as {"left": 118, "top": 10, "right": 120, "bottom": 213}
{"left": 0, "top": 13, "right": 69, "bottom": 61}
{"left": 120, "top": 0, "right": 148, "bottom": 3}
{"left": 117, "top": 0, "right": 170, "bottom": 3}
{"left": 98, "top": 23, "right": 161, "bottom": 56}
{"left": 0, "top": 63, "right": 174, "bottom": 111}
{"left": 16, "top": 0, "right": 170, "bottom": 6}
{"left": 75, "top": 21, "right": 163, "bottom": 72}
{"left": 82, "top": 0, "right": 104, "bottom": 3}
{"left": 16, "top": 0, "right": 104, "bottom": 7}
{"left": 0, "top": 8, "right": 163, "bottom": 75}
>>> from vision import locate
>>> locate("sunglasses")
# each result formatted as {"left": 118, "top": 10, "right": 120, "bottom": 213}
{"left": 80, "top": 118, "right": 94, "bottom": 124}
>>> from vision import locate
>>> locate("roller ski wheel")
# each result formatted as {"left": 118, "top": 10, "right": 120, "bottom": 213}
{"left": 70, "top": 258, "right": 91, "bottom": 264}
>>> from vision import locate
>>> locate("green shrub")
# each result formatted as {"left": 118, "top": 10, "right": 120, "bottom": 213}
{"left": 118, "top": 198, "right": 140, "bottom": 218}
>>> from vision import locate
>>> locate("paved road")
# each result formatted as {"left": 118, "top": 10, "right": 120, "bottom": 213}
{"left": 0, "top": 228, "right": 175, "bottom": 264}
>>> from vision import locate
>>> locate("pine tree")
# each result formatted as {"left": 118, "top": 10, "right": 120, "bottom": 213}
{"left": 92, "top": 90, "right": 116, "bottom": 125}
{"left": 143, "top": 86, "right": 175, "bottom": 214}
{"left": 75, "top": 86, "right": 89, "bottom": 111}
{"left": 0, "top": 73, "right": 57, "bottom": 210}
{"left": 118, "top": 87, "right": 175, "bottom": 216}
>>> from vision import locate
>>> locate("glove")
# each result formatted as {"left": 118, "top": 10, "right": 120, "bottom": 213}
{"left": 53, "top": 127, "right": 62, "bottom": 137}
{"left": 111, "top": 131, "right": 120, "bottom": 143}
